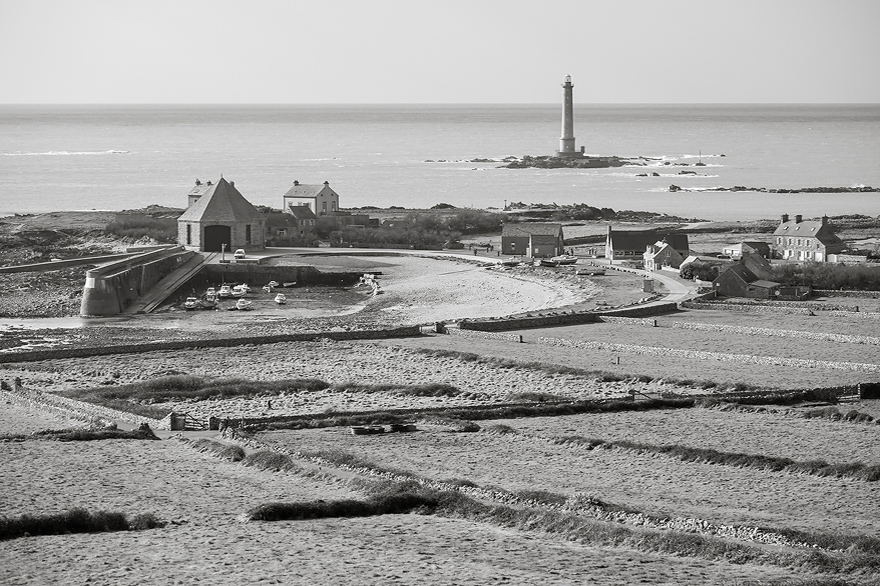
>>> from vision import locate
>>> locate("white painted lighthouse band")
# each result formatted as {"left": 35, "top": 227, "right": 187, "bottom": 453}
{"left": 556, "top": 75, "right": 586, "bottom": 158}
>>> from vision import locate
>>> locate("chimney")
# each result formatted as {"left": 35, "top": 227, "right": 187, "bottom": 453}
{"left": 324, "top": 181, "right": 329, "bottom": 186}
{"left": 229, "top": 181, "right": 234, "bottom": 187}
{"left": 795, "top": 214, "right": 802, "bottom": 223}
{"left": 781, "top": 214, "right": 789, "bottom": 224}
{"left": 195, "top": 179, "right": 201, "bottom": 186}
{"left": 822, "top": 215, "right": 828, "bottom": 226}
{"left": 293, "top": 180, "right": 299, "bottom": 186}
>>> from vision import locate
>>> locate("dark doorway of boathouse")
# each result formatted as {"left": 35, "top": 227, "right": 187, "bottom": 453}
{"left": 204, "top": 225, "right": 231, "bottom": 252}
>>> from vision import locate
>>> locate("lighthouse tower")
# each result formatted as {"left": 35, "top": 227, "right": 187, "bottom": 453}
{"left": 556, "top": 75, "right": 585, "bottom": 158}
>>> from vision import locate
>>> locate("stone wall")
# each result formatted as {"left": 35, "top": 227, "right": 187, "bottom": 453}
{"left": 680, "top": 301, "right": 814, "bottom": 315}
{"left": 672, "top": 321, "right": 880, "bottom": 346}
{"left": 827, "top": 310, "right": 880, "bottom": 320}
{"left": 814, "top": 290, "right": 880, "bottom": 299}
{"left": 536, "top": 336, "right": 880, "bottom": 373}
{"left": 598, "top": 316, "right": 658, "bottom": 327}
{"left": 0, "top": 326, "right": 422, "bottom": 364}
{"left": 706, "top": 298, "right": 858, "bottom": 311}
{"left": 459, "top": 303, "right": 677, "bottom": 332}
{"left": 0, "top": 384, "right": 166, "bottom": 429}
{"left": 446, "top": 328, "right": 523, "bottom": 343}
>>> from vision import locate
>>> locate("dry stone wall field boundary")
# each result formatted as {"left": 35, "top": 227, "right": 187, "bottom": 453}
{"left": 680, "top": 301, "right": 813, "bottom": 315}
{"left": 0, "top": 326, "right": 422, "bottom": 364}
{"left": 446, "top": 328, "right": 523, "bottom": 343}
{"left": 599, "top": 316, "right": 658, "bottom": 327}
{"left": 828, "top": 310, "right": 880, "bottom": 320}
{"left": 537, "top": 336, "right": 880, "bottom": 373}
{"left": 672, "top": 321, "right": 880, "bottom": 345}
{"left": 0, "top": 385, "right": 166, "bottom": 429}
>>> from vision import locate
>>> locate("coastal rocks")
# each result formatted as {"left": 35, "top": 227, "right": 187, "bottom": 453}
{"left": 502, "top": 155, "right": 630, "bottom": 169}
{"left": 668, "top": 184, "right": 682, "bottom": 192}
{"left": 670, "top": 185, "right": 880, "bottom": 194}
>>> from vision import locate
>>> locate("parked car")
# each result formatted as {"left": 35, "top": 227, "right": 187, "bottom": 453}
{"left": 233, "top": 249, "right": 246, "bottom": 259}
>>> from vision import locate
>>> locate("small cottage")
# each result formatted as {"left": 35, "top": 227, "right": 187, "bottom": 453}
{"left": 643, "top": 240, "right": 685, "bottom": 271}
{"left": 605, "top": 226, "right": 689, "bottom": 261}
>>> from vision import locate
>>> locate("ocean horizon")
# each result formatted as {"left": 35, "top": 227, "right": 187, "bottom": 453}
{"left": 2, "top": 103, "right": 879, "bottom": 221}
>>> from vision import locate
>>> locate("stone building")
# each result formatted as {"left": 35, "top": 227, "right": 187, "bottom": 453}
{"left": 501, "top": 223, "right": 564, "bottom": 257}
{"left": 178, "top": 177, "right": 265, "bottom": 252}
{"left": 282, "top": 180, "right": 340, "bottom": 216}
{"left": 605, "top": 226, "right": 689, "bottom": 262}
{"left": 643, "top": 240, "right": 685, "bottom": 271}
{"left": 772, "top": 214, "right": 843, "bottom": 261}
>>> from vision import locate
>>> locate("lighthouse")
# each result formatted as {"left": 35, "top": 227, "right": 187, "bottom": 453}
{"left": 556, "top": 75, "right": 585, "bottom": 158}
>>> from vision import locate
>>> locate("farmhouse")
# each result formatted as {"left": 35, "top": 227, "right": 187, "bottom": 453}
{"left": 178, "top": 177, "right": 265, "bottom": 253}
{"left": 605, "top": 226, "right": 689, "bottom": 261}
{"left": 282, "top": 180, "right": 340, "bottom": 217}
{"left": 643, "top": 240, "right": 685, "bottom": 271}
{"left": 772, "top": 214, "right": 843, "bottom": 261}
{"left": 501, "top": 223, "right": 565, "bottom": 258}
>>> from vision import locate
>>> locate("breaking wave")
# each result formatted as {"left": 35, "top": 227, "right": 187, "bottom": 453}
{"left": 0, "top": 150, "right": 129, "bottom": 156}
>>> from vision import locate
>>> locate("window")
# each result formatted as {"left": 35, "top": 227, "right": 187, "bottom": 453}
{"left": 331, "top": 201, "right": 337, "bottom": 212}
{"left": 322, "top": 202, "right": 327, "bottom": 213}
{"left": 186, "top": 224, "right": 192, "bottom": 245}
{"left": 278, "top": 229, "right": 286, "bottom": 237}
{"left": 246, "top": 224, "right": 252, "bottom": 244}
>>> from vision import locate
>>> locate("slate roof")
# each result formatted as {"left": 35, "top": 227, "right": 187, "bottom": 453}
{"left": 287, "top": 205, "right": 318, "bottom": 221}
{"left": 501, "top": 223, "right": 563, "bottom": 237}
{"left": 283, "top": 182, "right": 332, "bottom": 198}
{"left": 751, "top": 279, "right": 781, "bottom": 289}
{"left": 773, "top": 219, "right": 842, "bottom": 246}
{"left": 178, "top": 178, "right": 264, "bottom": 223}
{"left": 609, "top": 229, "right": 689, "bottom": 252}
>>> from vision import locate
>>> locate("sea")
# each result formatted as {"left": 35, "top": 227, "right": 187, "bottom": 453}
{"left": 1, "top": 104, "right": 879, "bottom": 222}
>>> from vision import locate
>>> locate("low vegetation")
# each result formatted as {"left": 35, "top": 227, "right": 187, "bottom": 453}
{"left": 104, "top": 215, "right": 178, "bottom": 242}
{"left": 0, "top": 509, "right": 164, "bottom": 541}
{"left": 770, "top": 262, "right": 880, "bottom": 291}
{"left": 552, "top": 435, "right": 880, "bottom": 482}
{"left": 247, "top": 492, "right": 439, "bottom": 521}
{"left": 0, "top": 423, "right": 159, "bottom": 442}
{"left": 187, "top": 438, "right": 245, "bottom": 462}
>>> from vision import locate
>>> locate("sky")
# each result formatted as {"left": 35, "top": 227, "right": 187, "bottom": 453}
{"left": 1, "top": 0, "right": 878, "bottom": 104}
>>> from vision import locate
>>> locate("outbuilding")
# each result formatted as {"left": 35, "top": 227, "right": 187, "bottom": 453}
{"left": 501, "top": 223, "right": 564, "bottom": 257}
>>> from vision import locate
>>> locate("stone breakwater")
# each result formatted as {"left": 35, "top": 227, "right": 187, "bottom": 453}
{"left": 680, "top": 301, "right": 813, "bottom": 315}
{"left": 672, "top": 321, "right": 880, "bottom": 346}
{"left": 537, "top": 336, "right": 880, "bottom": 373}
{"left": 233, "top": 432, "right": 814, "bottom": 551}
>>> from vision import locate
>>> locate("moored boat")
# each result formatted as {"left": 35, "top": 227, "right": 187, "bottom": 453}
{"left": 274, "top": 293, "right": 287, "bottom": 304}
{"left": 218, "top": 284, "right": 234, "bottom": 298}
{"left": 183, "top": 296, "right": 199, "bottom": 310}
{"left": 235, "top": 298, "right": 252, "bottom": 311}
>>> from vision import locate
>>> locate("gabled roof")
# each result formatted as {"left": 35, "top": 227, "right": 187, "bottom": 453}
{"left": 751, "top": 279, "right": 780, "bottom": 289}
{"left": 773, "top": 218, "right": 842, "bottom": 246}
{"left": 609, "top": 229, "right": 688, "bottom": 252}
{"left": 178, "top": 178, "right": 264, "bottom": 223}
{"left": 287, "top": 205, "right": 318, "bottom": 221}
{"left": 265, "top": 212, "right": 298, "bottom": 228}
{"left": 283, "top": 182, "right": 335, "bottom": 199}
{"left": 501, "top": 223, "right": 563, "bottom": 237}
{"left": 187, "top": 181, "right": 214, "bottom": 197}
{"left": 740, "top": 252, "right": 774, "bottom": 280}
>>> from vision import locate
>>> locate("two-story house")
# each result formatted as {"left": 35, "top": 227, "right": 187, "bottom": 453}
{"left": 772, "top": 214, "right": 843, "bottom": 262}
